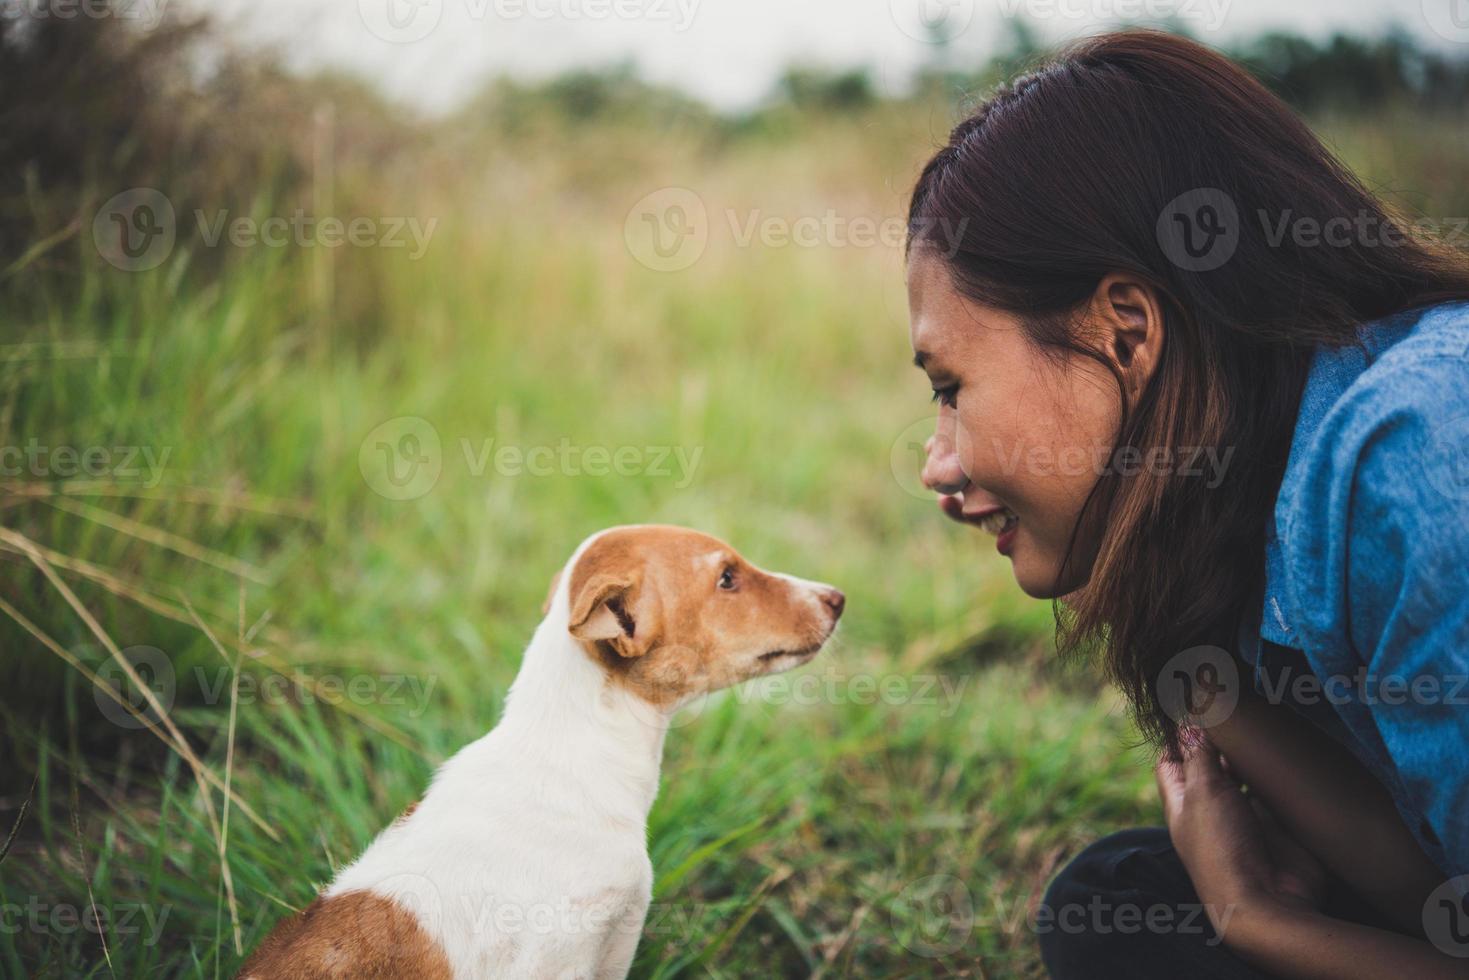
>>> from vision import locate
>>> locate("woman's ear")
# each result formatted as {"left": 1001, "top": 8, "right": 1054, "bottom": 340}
{"left": 1090, "top": 274, "right": 1165, "bottom": 398}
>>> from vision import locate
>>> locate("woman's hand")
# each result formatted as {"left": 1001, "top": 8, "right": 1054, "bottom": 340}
{"left": 1156, "top": 732, "right": 1466, "bottom": 978}
{"left": 1155, "top": 733, "right": 1329, "bottom": 936}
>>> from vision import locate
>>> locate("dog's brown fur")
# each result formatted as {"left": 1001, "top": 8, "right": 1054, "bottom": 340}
{"left": 236, "top": 890, "right": 451, "bottom": 979}
{"left": 566, "top": 526, "right": 840, "bottom": 707}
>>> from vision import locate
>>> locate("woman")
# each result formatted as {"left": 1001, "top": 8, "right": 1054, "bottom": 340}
{"left": 905, "top": 30, "right": 1469, "bottom": 978}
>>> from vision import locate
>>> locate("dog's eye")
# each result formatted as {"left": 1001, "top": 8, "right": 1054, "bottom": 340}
{"left": 717, "top": 567, "right": 737, "bottom": 591}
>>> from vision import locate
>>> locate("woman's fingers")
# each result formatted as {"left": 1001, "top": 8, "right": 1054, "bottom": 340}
{"left": 1154, "top": 752, "right": 1187, "bottom": 822}
{"left": 1156, "top": 732, "right": 1239, "bottom": 828}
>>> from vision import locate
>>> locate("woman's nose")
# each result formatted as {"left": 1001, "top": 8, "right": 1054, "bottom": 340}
{"left": 921, "top": 431, "right": 968, "bottom": 495}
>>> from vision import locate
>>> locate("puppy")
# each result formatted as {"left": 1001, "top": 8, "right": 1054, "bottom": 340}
{"left": 240, "top": 524, "right": 845, "bottom": 979}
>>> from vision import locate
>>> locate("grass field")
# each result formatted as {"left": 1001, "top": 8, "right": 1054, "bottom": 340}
{"left": 2, "top": 82, "right": 1465, "bottom": 976}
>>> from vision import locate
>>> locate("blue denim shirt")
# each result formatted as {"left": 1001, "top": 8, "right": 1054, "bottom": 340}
{"left": 1241, "top": 300, "right": 1469, "bottom": 881}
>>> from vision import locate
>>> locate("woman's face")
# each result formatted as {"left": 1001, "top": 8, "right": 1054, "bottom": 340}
{"left": 907, "top": 251, "right": 1123, "bottom": 598}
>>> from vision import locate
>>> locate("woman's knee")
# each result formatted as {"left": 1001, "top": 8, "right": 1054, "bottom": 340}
{"left": 1037, "top": 828, "right": 1196, "bottom": 978}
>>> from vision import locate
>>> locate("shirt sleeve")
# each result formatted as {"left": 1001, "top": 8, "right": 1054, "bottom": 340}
{"left": 1285, "top": 349, "right": 1469, "bottom": 878}
{"left": 1346, "top": 387, "right": 1469, "bottom": 875}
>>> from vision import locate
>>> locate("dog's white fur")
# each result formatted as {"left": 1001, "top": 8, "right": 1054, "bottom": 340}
{"left": 314, "top": 528, "right": 840, "bottom": 979}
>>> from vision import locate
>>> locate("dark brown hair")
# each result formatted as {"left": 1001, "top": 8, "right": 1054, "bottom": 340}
{"left": 908, "top": 30, "right": 1469, "bottom": 750}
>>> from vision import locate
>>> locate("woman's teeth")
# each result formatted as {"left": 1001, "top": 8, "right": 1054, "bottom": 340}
{"left": 976, "top": 509, "right": 1018, "bottom": 537}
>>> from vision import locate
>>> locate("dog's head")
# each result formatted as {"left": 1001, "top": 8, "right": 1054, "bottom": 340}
{"left": 547, "top": 525, "right": 844, "bottom": 707}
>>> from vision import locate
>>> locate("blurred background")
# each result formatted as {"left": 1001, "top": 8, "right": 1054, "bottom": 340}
{"left": 2, "top": 0, "right": 1466, "bottom": 975}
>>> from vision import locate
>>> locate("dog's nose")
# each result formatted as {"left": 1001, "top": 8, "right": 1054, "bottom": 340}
{"left": 819, "top": 588, "right": 846, "bottom": 618}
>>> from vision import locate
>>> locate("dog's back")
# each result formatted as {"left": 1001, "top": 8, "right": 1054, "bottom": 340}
{"left": 237, "top": 889, "right": 452, "bottom": 979}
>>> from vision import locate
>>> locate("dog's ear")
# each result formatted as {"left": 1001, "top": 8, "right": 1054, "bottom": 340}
{"left": 567, "top": 573, "right": 650, "bottom": 657}
{"left": 541, "top": 569, "right": 562, "bottom": 616}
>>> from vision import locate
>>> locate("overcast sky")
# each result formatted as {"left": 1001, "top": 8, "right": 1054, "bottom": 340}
{"left": 201, "top": 0, "right": 1467, "bottom": 112}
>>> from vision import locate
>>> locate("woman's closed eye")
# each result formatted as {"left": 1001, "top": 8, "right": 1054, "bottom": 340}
{"left": 930, "top": 384, "right": 959, "bottom": 409}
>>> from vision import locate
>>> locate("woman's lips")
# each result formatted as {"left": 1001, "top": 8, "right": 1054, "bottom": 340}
{"left": 995, "top": 520, "right": 1018, "bottom": 557}
{"left": 965, "top": 506, "right": 1020, "bottom": 555}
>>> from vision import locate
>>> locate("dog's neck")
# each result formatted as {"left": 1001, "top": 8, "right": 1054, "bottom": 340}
{"left": 485, "top": 599, "right": 673, "bottom": 826}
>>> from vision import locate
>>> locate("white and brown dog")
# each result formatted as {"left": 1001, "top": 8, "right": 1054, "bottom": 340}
{"left": 241, "top": 525, "right": 845, "bottom": 979}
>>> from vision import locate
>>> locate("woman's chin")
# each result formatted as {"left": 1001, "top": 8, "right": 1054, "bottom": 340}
{"left": 1010, "top": 553, "right": 1071, "bottom": 600}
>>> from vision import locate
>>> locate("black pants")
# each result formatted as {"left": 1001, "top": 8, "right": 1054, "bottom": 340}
{"left": 1038, "top": 828, "right": 1271, "bottom": 979}
{"left": 1039, "top": 828, "right": 1401, "bottom": 978}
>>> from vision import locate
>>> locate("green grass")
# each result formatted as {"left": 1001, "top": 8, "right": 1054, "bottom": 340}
{"left": 4, "top": 102, "right": 1460, "bottom": 978}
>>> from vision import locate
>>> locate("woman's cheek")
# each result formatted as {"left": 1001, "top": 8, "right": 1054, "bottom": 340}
{"left": 954, "top": 406, "right": 994, "bottom": 483}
